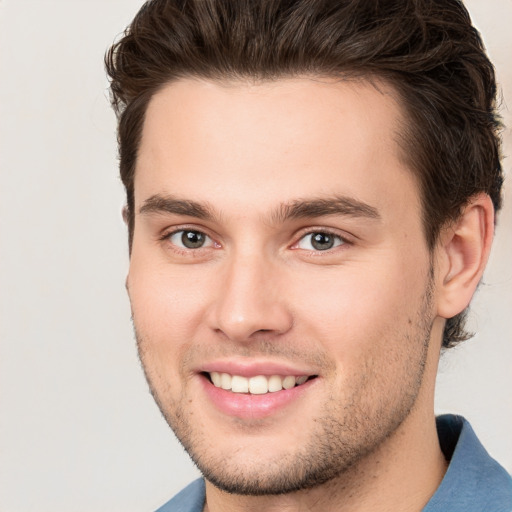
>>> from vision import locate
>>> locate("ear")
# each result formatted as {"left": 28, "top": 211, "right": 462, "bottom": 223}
{"left": 435, "top": 193, "right": 494, "bottom": 319}
{"left": 122, "top": 205, "right": 129, "bottom": 225}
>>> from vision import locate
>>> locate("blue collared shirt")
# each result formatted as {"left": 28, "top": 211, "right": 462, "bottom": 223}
{"left": 156, "top": 415, "right": 512, "bottom": 512}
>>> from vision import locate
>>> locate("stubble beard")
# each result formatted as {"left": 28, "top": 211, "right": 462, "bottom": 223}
{"left": 134, "top": 285, "right": 435, "bottom": 496}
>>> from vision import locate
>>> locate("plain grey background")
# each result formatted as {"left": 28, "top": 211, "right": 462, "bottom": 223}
{"left": 0, "top": 1, "right": 510, "bottom": 511}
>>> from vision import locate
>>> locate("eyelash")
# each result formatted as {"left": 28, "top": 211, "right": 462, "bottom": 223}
{"left": 159, "top": 227, "right": 351, "bottom": 255}
{"left": 292, "top": 229, "right": 349, "bottom": 253}
{"left": 159, "top": 227, "right": 218, "bottom": 253}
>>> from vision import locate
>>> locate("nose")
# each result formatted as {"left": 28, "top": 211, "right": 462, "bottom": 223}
{"left": 206, "top": 251, "right": 293, "bottom": 342}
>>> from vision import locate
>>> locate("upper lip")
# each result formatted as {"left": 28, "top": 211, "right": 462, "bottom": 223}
{"left": 198, "top": 359, "right": 318, "bottom": 377}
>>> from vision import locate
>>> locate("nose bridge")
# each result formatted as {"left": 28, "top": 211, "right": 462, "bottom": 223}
{"left": 209, "top": 246, "right": 292, "bottom": 341}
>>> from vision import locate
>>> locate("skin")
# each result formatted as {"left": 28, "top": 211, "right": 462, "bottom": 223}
{"left": 127, "top": 77, "right": 494, "bottom": 512}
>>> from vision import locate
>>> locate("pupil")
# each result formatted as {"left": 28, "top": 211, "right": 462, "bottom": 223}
{"left": 311, "top": 233, "right": 334, "bottom": 250}
{"left": 182, "top": 231, "right": 205, "bottom": 248}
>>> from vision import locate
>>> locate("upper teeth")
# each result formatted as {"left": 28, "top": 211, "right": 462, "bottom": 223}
{"left": 209, "top": 372, "right": 309, "bottom": 394}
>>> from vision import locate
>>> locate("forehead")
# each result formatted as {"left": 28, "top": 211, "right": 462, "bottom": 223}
{"left": 135, "top": 77, "right": 420, "bottom": 223}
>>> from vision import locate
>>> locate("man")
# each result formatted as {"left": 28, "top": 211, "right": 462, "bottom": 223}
{"left": 105, "top": 0, "right": 512, "bottom": 510}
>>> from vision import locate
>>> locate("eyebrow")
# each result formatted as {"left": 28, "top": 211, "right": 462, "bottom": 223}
{"left": 139, "top": 194, "right": 381, "bottom": 223}
{"left": 139, "top": 195, "right": 216, "bottom": 220}
{"left": 270, "top": 196, "right": 381, "bottom": 224}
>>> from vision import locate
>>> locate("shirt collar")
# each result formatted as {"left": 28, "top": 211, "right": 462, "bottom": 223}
{"left": 423, "top": 414, "right": 512, "bottom": 511}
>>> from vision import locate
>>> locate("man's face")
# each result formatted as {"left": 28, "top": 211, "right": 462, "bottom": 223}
{"left": 128, "top": 77, "right": 444, "bottom": 494}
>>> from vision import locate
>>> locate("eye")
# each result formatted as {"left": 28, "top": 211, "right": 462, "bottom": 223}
{"left": 296, "top": 231, "right": 345, "bottom": 251}
{"left": 168, "top": 230, "right": 214, "bottom": 249}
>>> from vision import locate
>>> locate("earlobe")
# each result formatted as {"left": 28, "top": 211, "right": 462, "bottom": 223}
{"left": 436, "top": 193, "right": 494, "bottom": 319}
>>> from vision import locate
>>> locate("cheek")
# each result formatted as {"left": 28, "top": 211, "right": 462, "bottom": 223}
{"left": 127, "top": 255, "right": 217, "bottom": 375}
{"left": 288, "top": 257, "right": 431, "bottom": 365}
{"left": 291, "top": 265, "right": 412, "bottom": 331}
{"left": 289, "top": 265, "right": 432, "bottom": 416}
{"left": 129, "top": 254, "right": 210, "bottom": 325}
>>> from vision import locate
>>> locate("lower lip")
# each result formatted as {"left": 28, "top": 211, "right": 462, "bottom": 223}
{"left": 200, "top": 375, "right": 317, "bottom": 419}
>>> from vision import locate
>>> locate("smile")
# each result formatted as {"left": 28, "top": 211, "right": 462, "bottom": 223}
{"left": 207, "top": 372, "right": 314, "bottom": 395}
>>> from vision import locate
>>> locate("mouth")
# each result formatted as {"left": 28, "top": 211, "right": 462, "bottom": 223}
{"left": 203, "top": 372, "right": 318, "bottom": 395}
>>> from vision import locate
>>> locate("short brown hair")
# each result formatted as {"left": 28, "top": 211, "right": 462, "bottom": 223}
{"left": 105, "top": 0, "right": 503, "bottom": 348}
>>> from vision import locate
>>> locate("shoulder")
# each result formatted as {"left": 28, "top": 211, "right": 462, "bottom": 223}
{"left": 154, "top": 479, "right": 206, "bottom": 512}
{"left": 424, "top": 415, "right": 512, "bottom": 512}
